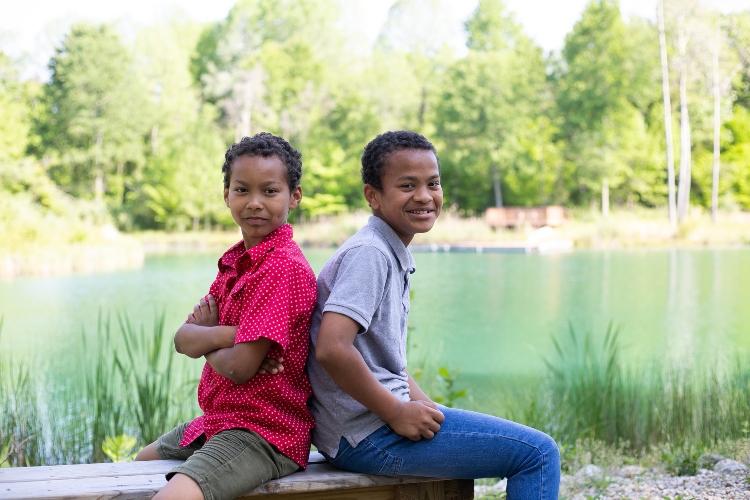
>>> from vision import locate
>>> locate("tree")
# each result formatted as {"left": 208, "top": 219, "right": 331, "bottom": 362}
{"left": 127, "top": 16, "right": 227, "bottom": 230}
{"left": 433, "top": 0, "right": 550, "bottom": 212}
{"left": 38, "top": 23, "right": 150, "bottom": 205}
{"left": 191, "top": 0, "right": 338, "bottom": 143}
{"left": 0, "top": 50, "right": 33, "bottom": 162}
{"left": 658, "top": 0, "right": 678, "bottom": 227}
{"left": 556, "top": 0, "right": 662, "bottom": 216}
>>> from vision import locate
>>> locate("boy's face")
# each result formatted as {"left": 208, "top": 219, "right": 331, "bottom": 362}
{"left": 364, "top": 149, "right": 442, "bottom": 247}
{"left": 224, "top": 154, "right": 301, "bottom": 249}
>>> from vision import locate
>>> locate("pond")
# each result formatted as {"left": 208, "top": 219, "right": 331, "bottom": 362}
{"left": 2, "top": 246, "right": 749, "bottom": 381}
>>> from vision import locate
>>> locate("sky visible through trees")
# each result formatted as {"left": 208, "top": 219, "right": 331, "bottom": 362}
{"left": 1, "top": 0, "right": 750, "bottom": 232}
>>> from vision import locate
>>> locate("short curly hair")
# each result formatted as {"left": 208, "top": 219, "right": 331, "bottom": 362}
{"left": 361, "top": 131, "right": 440, "bottom": 189}
{"left": 222, "top": 132, "right": 302, "bottom": 190}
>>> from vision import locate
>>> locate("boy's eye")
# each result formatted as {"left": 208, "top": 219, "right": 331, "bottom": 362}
{"left": 429, "top": 181, "right": 441, "bottom": 187}
{"left": 265, "top": 188, "right": 279, "bottom": 194}
{"left": 235, "top": 188, "right": 247, "bottom": 193}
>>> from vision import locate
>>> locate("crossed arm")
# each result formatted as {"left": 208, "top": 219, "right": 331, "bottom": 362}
{"left": 314, "top": 311, "right": 444, "bottom": 441}
{"left": 174, "top": 295, "right": 281, "bottom": 384}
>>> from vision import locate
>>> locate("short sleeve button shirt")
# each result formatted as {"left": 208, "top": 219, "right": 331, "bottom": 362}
{"left": 180, "top": 224, "right": 317, "bottom": 468}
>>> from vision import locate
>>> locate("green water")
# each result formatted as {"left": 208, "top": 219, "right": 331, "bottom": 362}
{"left": 1, "top": 248, "right": 749, "bottom": 379}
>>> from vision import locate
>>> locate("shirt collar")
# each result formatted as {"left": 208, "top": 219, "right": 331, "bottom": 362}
{"left": 219, "top": 224, "right": 294, "bottom": 271}
{"left": 367, "top": 216, "right": 416, "bottom": 274}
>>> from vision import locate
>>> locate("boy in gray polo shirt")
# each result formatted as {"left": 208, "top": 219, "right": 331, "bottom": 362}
{"left": 307, "top": 131, "right": 560, "bottom": 500}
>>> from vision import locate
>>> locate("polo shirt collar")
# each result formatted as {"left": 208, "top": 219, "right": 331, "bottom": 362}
{"left": 368, "top": 216, "right": 416, "bottom": 273}
{"left": 219, "top": 223, "right": 293, "bottom": 271}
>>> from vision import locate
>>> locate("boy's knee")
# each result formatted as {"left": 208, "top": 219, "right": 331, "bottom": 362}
{"left": 537, "top": 433, "right": 560, "bottom": 467}
{"left": 135, "top": 442, "right": 161, "bottom": 461}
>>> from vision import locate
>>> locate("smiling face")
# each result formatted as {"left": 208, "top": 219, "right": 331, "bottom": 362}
{"left": 364, "top": 149, "right": 442, "bottom": 247}
{"left": 224, "top": 154, "right": 302, "bottom": 249}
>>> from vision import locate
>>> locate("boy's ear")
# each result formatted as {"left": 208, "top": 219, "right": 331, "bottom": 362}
{"left": 363, "top": 184, "right": 381, "bottom": 210}
{"left": 224, "top": 187, "right": 229, "bottom": 207}
{"left": 289, "top": 186, "right": 302, "bottom": 211}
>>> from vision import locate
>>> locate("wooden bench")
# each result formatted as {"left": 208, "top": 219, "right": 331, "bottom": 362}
{"left": 0, "top": 452, "right": 474, "bottom": 499}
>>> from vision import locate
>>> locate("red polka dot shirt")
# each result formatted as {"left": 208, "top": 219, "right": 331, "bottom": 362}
{"left": 179, "top": 224, "right": 317, "bottom": 468}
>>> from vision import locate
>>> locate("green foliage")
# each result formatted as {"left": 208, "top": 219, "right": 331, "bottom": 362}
{"left": 659, "top": 441, "right": 704, "bottom": 476}
{"left": 433, "top": 366, "right": 468, "bottom": 408}
{"left": 0, "top": 323, "right": 44, "bottom": 467}
{"left": 101, "top": 434, "right": 138, "bottom": 462}
{"left": 38, "top": 23, "right": 150, "bottom": 205}
{"left": 434, "top": 0, "right": 552, "bottom": 212}
{"left": 0, "top": 51, "right": 33, "bottom": 161}
{"left": 2, "top": 1, "right": 750, "bottom": 230}
{"left": 534, "top": 324, "right": 750, "bottom": 453}
{"left": 115, "top": 312, "right": 175, "bottom": 444}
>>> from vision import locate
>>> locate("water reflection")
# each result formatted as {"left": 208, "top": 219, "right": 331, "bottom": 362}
{"left": 1, "top": 248, "right": 748, "bottom": 378}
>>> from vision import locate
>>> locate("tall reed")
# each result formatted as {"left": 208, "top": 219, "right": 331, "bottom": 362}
{"left": 0, "top": 319, "right": 45, "bottom": 466}
{"left": 527, "top": 323, "right": 750, "bottom": 452}
{"left": 115, "top": 311, "right": 176, "bottom": 444}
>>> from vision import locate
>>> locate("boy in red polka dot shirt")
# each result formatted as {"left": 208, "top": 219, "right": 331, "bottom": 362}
{"left": 136, "top": 133, "right": 317, "bottom": 500}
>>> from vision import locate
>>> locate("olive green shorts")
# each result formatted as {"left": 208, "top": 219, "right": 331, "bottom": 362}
{"left": 156, "top": 422, "right": 300, "bottom": 500}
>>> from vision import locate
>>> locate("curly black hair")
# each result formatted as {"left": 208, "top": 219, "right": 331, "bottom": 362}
{"left": 361, "top": 130, "right": 440, "bottom": 189}
{"left": 222, "top": 132, "right": 302, "bottom": 190}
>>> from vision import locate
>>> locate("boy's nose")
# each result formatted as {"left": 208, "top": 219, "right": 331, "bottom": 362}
{"left": 413, "top": 185, "right": 432, "bottom": 202}
{"left": 245, "top": 195, "right": 263, "bottom": 209}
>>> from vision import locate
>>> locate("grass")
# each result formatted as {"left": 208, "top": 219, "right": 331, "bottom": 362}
{"left": 477, "top": 323, "right": 750, "bottom": 460}
{"left": 1, "top": 312, "right": 749, "bottom": 471}
{"left": 0, "top": 311, "right": 196, "bottom": 466}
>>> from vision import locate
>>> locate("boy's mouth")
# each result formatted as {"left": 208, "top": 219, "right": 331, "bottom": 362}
{"left": 243, "top": 216, "right": 268, "bottom": 223}
{"left": 406, "top": 209, "right": 434, "bottom": 215}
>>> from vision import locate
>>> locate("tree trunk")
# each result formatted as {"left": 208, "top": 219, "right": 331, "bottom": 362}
{"left": 676, "top": 17, "right": 692, "bottom": 224}
{"left": 492, "top": 162, "right": 503, "bottom": 207}
{"left": 94, "top": 131, "right": 104, "bottom": 201}
{"left": 711, "top": 25, "right": 721, "bottom": 225}
{"left": 602, "top": 177, "right": 610, "bottom": 218}
{"left": 658, "top": 0, "right": 677, "bottom": 228}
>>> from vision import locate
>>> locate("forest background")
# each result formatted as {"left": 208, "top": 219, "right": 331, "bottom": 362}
{"left": 2, "top": 0, "right": 750, "bottom": 260}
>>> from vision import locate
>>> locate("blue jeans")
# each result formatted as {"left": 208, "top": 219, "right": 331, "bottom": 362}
{"left": 322, "top": 407, "right": 560, "bottom": 500}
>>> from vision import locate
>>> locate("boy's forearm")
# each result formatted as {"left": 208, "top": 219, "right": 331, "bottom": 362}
{"left": 205, "top": 337, "right": 273, "bottom": 385}
{"left": 406, "top": 371, "right": 433, "bottom": 403}
{"left": 317, "top": 343, "right": 402, "bottom": 423}
{"left": 174, "top": 323, "right": 237, "bottom": 358}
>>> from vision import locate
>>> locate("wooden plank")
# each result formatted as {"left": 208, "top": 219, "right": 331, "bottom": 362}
{"left": 240, "top": 485, "right": 395, "bottom": 500}
{"left": 0, "top": 461, "right": 183, "bottom": 483}
{"left": 0, "top": 464, "right": 442, "bottom": 499}
{"left": 0, "top": 455, "right": 327, "bottom": 483}
{"left": 0, "top": 472, "right": 166, "bottom": 500}
{"left": 444, "top": 479, "right": 474, "bottom": 500}
{"left": 246, "top": 464, "right": 439, "bottom": 495}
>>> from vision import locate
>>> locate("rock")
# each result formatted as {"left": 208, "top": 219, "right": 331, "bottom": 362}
{"left": 699, "top": 453, "right": 727, "bottom": 469}
{"left": 574, "top": 464, "right": 604, "bottom": 484}
{"left": 713, "top": 458, "right": 747, "bottom": 474}
{"left": 616, "top": 465, "right": 646, "bottom": 478}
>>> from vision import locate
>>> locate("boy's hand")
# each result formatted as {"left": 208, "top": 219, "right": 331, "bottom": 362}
{"left": 187, "top": 295, "right": 219, "bottom": 327}
{"left": 386, "top": 400, "right": 444, "bottom": 441}
{"left": 258, "top": 357, "right": 284, "bottom": 375}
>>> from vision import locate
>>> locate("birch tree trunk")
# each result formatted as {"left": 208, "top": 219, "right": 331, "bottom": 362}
{"left": 602, "top": 177, "right": 610, "bottom": 218}
{"left": 657, "top": 0, "right": 677, "bottom": 228}
{"left": 492, "top": 162, "right": 503, "bottom": 207}
{"left": 676, "top": 15, "right": 692, "bottom": 224}
{"left": 711, "top": 24, "right": 721, "bottom": 224}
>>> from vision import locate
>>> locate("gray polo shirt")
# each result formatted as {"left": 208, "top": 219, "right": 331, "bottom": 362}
{"left": 306, "top": 216, "right": 415, "bottom": 458}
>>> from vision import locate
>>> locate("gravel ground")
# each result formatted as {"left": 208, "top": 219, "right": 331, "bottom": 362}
{"left": 475, "top": 459, "right": 750, "bottom": 499}
{"left": 564, "top": 468, "right": 750, "bottom": 499}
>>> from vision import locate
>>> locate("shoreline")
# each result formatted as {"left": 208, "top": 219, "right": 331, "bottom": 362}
{"left": 3, "top": 210, "right": 750, "bottom": 277}
{"left": 0, "top": 238, "right": 144, "bottom": 278}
